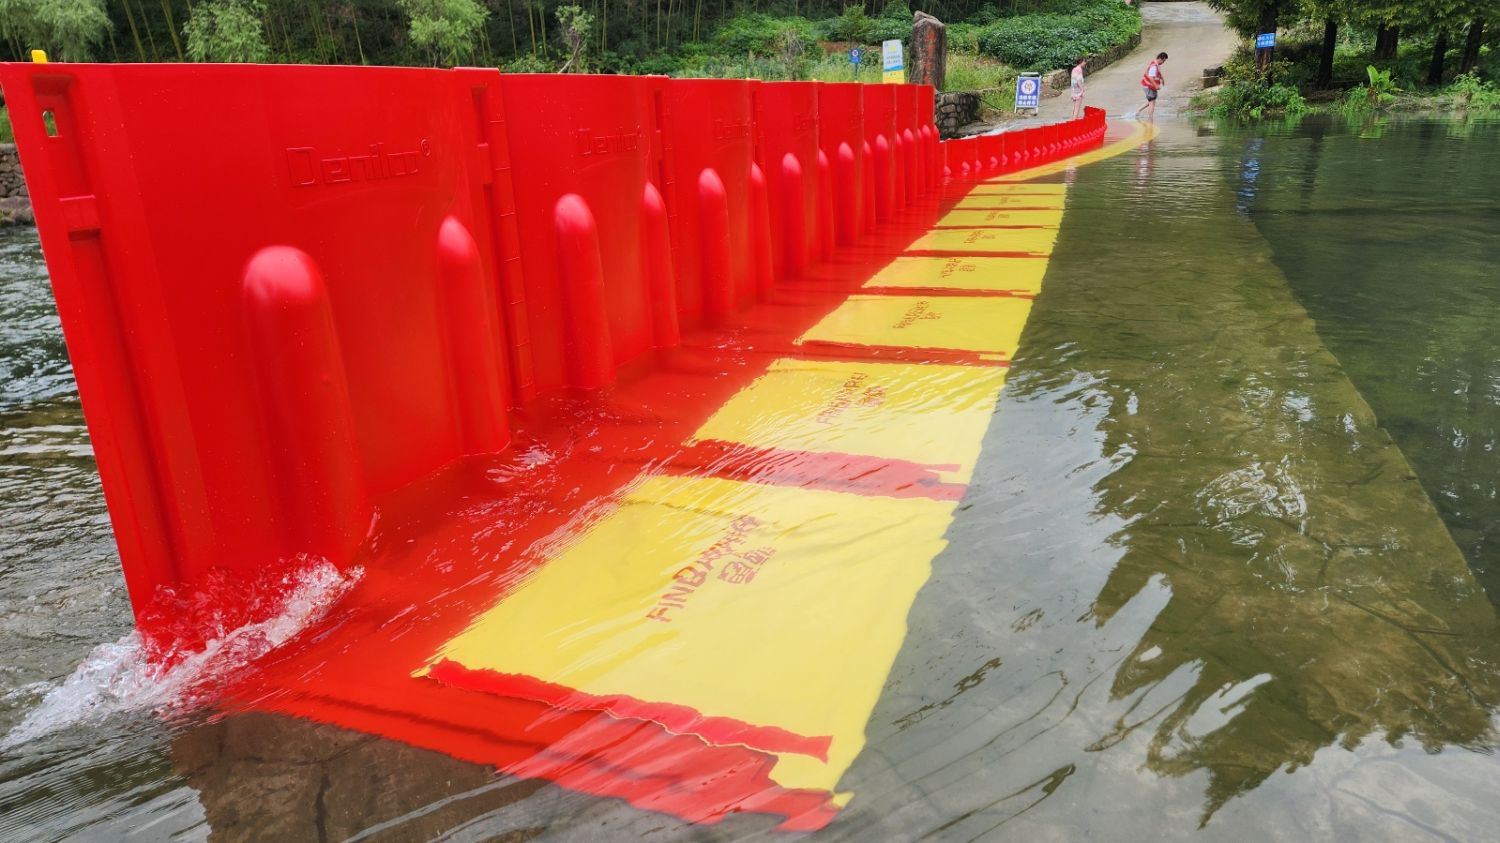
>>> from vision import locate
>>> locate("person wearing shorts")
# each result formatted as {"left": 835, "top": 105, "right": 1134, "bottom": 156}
{"left": 1071, "top": 56, "right": 1087, "bottom": 118}
{"left": 1137, "top": 52, "right": 1167, "bottom": 121}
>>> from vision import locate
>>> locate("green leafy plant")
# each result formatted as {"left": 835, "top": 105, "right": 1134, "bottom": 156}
{"left": 1365, "top": 64, "right": 1399, "bottom": 107}
{"left": 0, "top": 0, "right": 110, "bottom": 61}
{"left": 555, "top": 4, "right": 595, "bottom": 72}
{"left": 823, "top": 5, "right": 876, "bottom": 44}
{"left": 184, "top": 0, "right": 271, "bottom": 63}
{"left": 0, "top": 108, "right": 12, "bottom": 145}
{"left": 1448, "top": 71, "right": 1500, "bottom": 109}
{"left": 1209, "top": 81, "right": 1308, "bottom": 120}
{"left": 397, "top": 0, "right": 488, "bottom": 67}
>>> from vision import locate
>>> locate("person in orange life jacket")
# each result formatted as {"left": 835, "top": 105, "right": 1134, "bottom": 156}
{"left": 1136, "top": 52, "right": 1168, "bottom": 121}
{"left": 1070, "top": 56, "right": 1088, "bottom": 119}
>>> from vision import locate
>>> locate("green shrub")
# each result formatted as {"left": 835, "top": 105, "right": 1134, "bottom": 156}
{"left": 711, "top": 13, "right": 819, "bottom": 59}
{"left": 1448, "top": 71, "right": 1500, "bottom": 109}
{"left": 503, "top": 53, "right": 556, "bottom": 72}
{"left": 0, "top": 108, "right": 12, "bottom": 144}
{"left": 1209, "top": 81, "right": 1308, "bottom": 120}
{"left": 823, "top": 5, "right": 876, "bottom": 44}
{"left": 975, "top": 0, "right": 1139, "bottom": 70}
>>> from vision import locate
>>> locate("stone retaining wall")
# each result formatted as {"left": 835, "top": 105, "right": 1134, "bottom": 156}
{"left": 935, "top": 92, "right": 982, "bottom": 138}
{"left": 0, "top": 144, "right": 33, "bottom": 227}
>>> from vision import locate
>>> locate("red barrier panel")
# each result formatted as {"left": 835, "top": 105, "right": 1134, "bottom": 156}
{"left": 817, "top": 82, "right": 863, "bottom": 246}
{"left": 895, "top": 85, "right": 917, "bottom": 206}
{"left": 914, "top": 84, "right": 939, "bottom": 192}
{"left": 666, "top": 79, "right": 763, "bottom": 326}
{"left": 754, "top": 81, "right": 820, "bottom": 280}
{"left": 862, "top": 84, "right": 897, "bottom": 221}
{"left": 498, "top": 74, "right": 675, "bottom": 396}
{"left": 0, "top": 65, "right": 517, "bottom": 612}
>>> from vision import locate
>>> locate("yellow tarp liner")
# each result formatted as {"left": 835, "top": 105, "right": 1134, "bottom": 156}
{"left": 862, "top": 255, "right": 1048, "bottom": 294}
{"left": 692, "top": 358, "right": 1008, "bottom": 484}
{"left": 905, "top": 226, "right": 1060, "bottom": 255}
{"left": 952, "top": 192, "right": 1067, "bottom": 210}
{"left": 936, "top": 208, "right": 1065, "bottom": 228}
{"left": 797, "top": 294, "right": 1035, "bottom": 358}
{"left": 429, "top": 474, "right": 958, "bottom": 795}
{"left": 965, "top": 183, "right": 1068, "bottom": 196}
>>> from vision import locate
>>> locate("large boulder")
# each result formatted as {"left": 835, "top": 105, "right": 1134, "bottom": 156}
{"left": 910, "top": 11, "right": 947, "bottom": 89}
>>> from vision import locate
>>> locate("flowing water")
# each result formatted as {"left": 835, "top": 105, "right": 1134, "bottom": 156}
{"left": 3, "top": 116, "right": 1500, "bottom": 841}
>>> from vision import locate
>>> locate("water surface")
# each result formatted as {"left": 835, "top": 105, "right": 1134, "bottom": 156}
{"left": 3, "top": 118, "right": 1500, "bottom": 841}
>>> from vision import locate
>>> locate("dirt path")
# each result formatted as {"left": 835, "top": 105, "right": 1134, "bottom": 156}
{"left": 1039, "top": 1, "right": 1238, "bottom": 121}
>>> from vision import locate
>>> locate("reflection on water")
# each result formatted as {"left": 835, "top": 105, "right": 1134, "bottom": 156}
{"left": 5, "top": 120, "right": 1500, "bottom": 840}
{"left": 1239, "top": 116, "right": 1500, "bottom": 606}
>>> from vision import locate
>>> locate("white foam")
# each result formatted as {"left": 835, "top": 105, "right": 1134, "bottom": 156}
{"left": 2, "top": 560, "right": 361, "bottom": 749}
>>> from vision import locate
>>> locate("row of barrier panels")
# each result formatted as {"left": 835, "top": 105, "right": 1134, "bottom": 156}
{"left": 0, "top": 62, "right": 1103, "bottom": 636}
{"left": 944, "top": 106, "right": 1107, "bottom": 180}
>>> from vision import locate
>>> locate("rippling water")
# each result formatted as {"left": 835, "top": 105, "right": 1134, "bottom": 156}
{"left": 4, "top": 117, "right": 1500, "bottom": 841}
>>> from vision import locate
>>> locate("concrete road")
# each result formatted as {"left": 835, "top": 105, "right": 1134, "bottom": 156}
{"left": 1039, "top": 1, "right": 1238, "bottom": 121}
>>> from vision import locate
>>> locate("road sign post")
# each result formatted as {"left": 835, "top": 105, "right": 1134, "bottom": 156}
{"left": 1255, "top": 31, "right": 1276, "bottom": 74}
{"left": 1014, "top": 72, "right": 1041, "bottom": 113}
{"left": 881, "top": 39, "right": 904, "bottom": 84}
{"left": 850, "top": 47, "right": 862, "bottom": 80}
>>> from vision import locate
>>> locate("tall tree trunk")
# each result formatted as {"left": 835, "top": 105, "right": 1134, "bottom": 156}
{"left": 1316, "top": 17, "right": 1336, "bottom": 88}
{"left": 1254, "top": 2, "right": 1278, "bottom": 75}
{"left": 158, "top": 0, "right": 185, "bottom": 60}
{"left": 119, "top": 0, "right": 148, "bottom": 61}
{"left": 1427, "top": 30, "right": 1448, "bottom": 85}
{"left": 1462, "top": 19, "right": 1484, "bottom": 72}
{"left": 1374, "top": 24, "right": 1399, "bottom": 60}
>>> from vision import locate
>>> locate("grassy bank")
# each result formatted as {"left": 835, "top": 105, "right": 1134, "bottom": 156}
{"left": 1199, "top": 25, "right": 1499, "bottom": 121}
{"left": 569, "top": 0, "right": 1138, "bottom": 90}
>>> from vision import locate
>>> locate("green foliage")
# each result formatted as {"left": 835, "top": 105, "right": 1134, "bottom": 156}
{"left": 823, "top": 5, "right": 876, "bottom": 44}
{"left": 976, "top": 0, "right": 1140, "bottom": 70}
{"left": 1210, "top": 80, "right": 1308, "bottom": 119}
{"left": 0, "top": 107, "right": 12, "bottom": 144}
{"left": 184, "top": 1, "right": 271, "bottom": 63}
{"left": 711, "top": 14, "right": 819, "bottom": 60}
{"left": 1365, "top": 63, "right": 1398, "bottom": 105}
{"left": 0, "top": 0, "right": 110, "bottom": 61}
{"left": 1448, "top": 71, "right": 1500, "bottom": 108}
{"left": 504, "top": 53, "right": 556, "bottom": 72}
{"left": 397, "top": 0, "right": 487, "bottom": 66}
{"left": 555, "top": 4, "right": 594, "bottom": 72}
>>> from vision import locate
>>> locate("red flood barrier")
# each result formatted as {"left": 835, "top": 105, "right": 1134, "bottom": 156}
{"left": 755, "top": 82, "right": 822, "bottom": 278}
{"left": 0, "top": 58, "right": 1101, "bottom": 632}
{"left": 817, "top": 82, "right": 864, "bottom": 246}
{"left": 861, "top": 83, "right": 899, "bottom": 222}
{"left": 2, "top": 57, "right": 1109, "bottom": 831}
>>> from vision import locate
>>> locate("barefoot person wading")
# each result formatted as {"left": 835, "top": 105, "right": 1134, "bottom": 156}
{"left": 1070, "top": 56, "right": 1088, "bottom": 118}
{"left": 1136, "top": 52, "right": 1167, "bottom": 120}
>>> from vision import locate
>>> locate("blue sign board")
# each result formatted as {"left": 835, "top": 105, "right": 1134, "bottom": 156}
{"left": 1014, "top": 75, "right": 1041, "bottom": 109}
{"left": 849, "top": 47, "right": 862, "bottom": 64}
{"left": 1255, "top": 32, "right": 1276, "bottom": 48}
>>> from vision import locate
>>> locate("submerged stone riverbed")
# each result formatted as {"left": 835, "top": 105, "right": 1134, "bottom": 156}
{"left": 2, "top": 115, "right": 1499, "bottom": 841}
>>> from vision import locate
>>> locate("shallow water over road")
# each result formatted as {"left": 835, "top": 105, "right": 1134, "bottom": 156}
{"left": 4, "top": 117, "right": 1500, "bottom": 841}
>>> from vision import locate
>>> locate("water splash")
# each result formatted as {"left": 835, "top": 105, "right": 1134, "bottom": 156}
{"left": 1, "top": 558, "right": 361, "bottom": 749}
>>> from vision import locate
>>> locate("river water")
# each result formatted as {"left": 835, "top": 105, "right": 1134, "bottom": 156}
{"left": 3, "top": 115, "right": 1500, "bottom": 841}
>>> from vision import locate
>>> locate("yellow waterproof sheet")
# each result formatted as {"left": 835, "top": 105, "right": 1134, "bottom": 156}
{"left": 905, "top": 226, "right": 1060, "bottom": 255}
{"left": 964, "top": 183, "right": 1068, "bottom": 196}
{"left": 431, "top": 474, "right": 957, "bottom": 795}
{"left": 797, "top": 294, "right": 1034, "bottom": 358}
{"left": 862, "top": 255, "right": 1047, "bottom": 294}
{"left": 952, "top": 192, "right": 1067, "bottom": 210}
{"left": 692, "top": 358, "right": 1007, "bottom": 484}
{"left": 935, "top": 208, "right": 1065, "bottom": 228}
